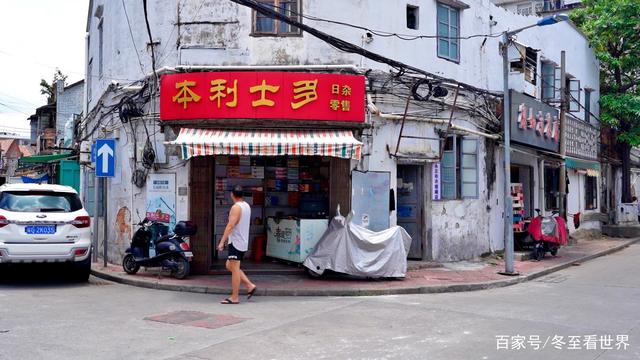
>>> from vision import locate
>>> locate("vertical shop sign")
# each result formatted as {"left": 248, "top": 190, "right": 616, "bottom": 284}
{"left": 432, "top": 162, "right": 441, "bottom": 200}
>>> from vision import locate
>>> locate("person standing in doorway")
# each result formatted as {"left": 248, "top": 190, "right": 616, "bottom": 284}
{"left": 217, "top": 185, "right": 257, "bottom": 304}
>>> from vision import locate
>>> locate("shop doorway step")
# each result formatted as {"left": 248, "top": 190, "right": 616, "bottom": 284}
{"left": 209, "top": 259, "right": 307, "bottom": 276}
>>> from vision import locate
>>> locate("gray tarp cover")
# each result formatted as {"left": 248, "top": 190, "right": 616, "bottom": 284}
{"left": 303, "top": 211, "right": 412, "bottom": 278}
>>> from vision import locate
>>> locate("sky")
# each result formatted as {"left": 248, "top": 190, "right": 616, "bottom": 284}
{"left": 0, "top": 0, "right": 88, "bottom": 137}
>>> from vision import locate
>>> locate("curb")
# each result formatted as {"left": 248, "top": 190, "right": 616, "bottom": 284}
{"left": 91, "top": 238, "right": 640, "bottom": 297}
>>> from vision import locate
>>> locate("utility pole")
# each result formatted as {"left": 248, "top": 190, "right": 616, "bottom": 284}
{"left": 500, "top": 32, "right": 517, "bottom": 276}
{"left": 559, "top": 51, "right": 567, "bottom": 218}
{"left": 497, "top": 14, "right": 569, "bottom": 277}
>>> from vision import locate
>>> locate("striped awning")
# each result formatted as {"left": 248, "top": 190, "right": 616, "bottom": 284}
{"left": 169, "top": 128, "right": 362, "bottom": 160}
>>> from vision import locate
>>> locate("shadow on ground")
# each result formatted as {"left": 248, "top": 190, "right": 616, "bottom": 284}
{"left": 0, "top": 263, "right": 93, "bottom": 287}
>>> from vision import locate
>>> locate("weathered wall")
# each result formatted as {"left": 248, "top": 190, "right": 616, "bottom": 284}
{"left": 82, "top": 108, "right": 190, "bottom": 263}
{"left": 85, "top": 0, "right": 600, "bottom": 120}
{"left": 366, "top": 98, "right": 503, "bottom": 261}
{"left": 567, "top": 171, "right": 602, "bottom": 236}
{"left": 83, "top": 0, "right": 601, "bottom": 263}
{"left": 429, "top": 138, "right": 502, "bottom": 261}
{"left": 56, "top": 81, "right": 84, "bottom": 144}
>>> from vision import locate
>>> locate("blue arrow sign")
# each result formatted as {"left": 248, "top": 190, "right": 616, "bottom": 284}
{"left": 95, "top": 139, "right": 116, "bottom": 177}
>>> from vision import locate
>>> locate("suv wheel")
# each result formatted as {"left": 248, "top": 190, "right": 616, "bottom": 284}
{"left": 73, "top": 253, "right": 91, "bottom": 282}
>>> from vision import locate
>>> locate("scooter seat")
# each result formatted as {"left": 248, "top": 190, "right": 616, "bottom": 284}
{"left": 154, "top": 234, "right": 173, "bottom": 244}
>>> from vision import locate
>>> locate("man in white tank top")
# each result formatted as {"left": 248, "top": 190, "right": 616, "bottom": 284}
{"left": 217, "top": 185, "right": 257, "bottom": 304}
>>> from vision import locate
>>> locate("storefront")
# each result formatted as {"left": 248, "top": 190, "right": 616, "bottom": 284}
{"left": 160, "top": 71, "right": 365, "bottom": 273}
{"left": 508, "top": 90, "right": 561, "bottom": 243}
{"left": 565, "top": 116, "right": 601, "bottom": 235}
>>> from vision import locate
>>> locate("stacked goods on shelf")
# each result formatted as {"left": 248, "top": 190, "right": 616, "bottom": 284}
{"left": 511, "top": 183, "right": 525, "bottom": 232}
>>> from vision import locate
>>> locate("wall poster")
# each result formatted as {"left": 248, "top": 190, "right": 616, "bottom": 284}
{"left": 351, "top": 171, "right": 390, "bottom": 231}
{"left": 146, "top": 173, "right": 177, "bottom": 232}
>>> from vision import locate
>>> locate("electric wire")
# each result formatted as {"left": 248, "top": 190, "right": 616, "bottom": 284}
{"left": 121, "top": 0, "right": 146, "bottom": 76}
{"left": 229, "top": 0, "right": 501, "bottom": 98}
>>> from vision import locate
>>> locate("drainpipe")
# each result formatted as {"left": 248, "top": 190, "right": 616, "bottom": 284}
{"left": 539, "top": 158, "right": 545, "bottom": 213}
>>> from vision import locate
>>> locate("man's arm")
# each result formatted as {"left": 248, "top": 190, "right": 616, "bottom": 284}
{"left": 218, "top": 204, "right": 241, "bottom": 251}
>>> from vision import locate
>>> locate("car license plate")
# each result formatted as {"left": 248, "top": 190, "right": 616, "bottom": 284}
{"left": 25, "top": 225, "right": 57, "bottom": 235}
{"left": 183, "top": 251, "right": 193, "bottom": 257}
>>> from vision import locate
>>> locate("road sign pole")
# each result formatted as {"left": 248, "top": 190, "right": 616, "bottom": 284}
{"left": 92, "top": 172, "right": 99, "bottom": 262}
{"left": 94, "top": 138, "right": 116, "bottom": 267}
{"left": 103, "top": 177, "right": 108, "bottom": 268}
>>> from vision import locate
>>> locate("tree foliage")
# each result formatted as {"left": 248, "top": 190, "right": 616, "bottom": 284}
{"left": 39, "top": 69, "right": 68, "bottom": 104}
{"left": 572, "top": 0, "right": 640, "bottom": 145}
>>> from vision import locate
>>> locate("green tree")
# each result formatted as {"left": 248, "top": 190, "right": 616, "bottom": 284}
{"left": 572, "top": 0, "right": 640, "bottom": 203}
{"left": 39, "top": 69, "right": 68, "bottom": 105}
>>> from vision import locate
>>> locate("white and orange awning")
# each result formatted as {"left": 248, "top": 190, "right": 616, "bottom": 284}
{"left": 169, "top": 128, "right": 362, "bottom": 160}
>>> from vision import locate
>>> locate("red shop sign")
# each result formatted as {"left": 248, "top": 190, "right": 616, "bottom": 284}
{"left": 160, "top": 72, "right": 365, "bottom": 123}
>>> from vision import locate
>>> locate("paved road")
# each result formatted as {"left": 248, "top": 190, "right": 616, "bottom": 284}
{"left": 1, "top": 244, "right": 639, "bottom": 360}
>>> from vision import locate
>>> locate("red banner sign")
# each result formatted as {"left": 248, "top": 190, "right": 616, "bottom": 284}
{"left": 160, "top": 72, "right": 365, "bottom": 122}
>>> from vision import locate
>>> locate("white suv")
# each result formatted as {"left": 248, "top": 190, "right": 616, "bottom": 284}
{"left": 0, "top": 183, "right": 92, "bottom": 281}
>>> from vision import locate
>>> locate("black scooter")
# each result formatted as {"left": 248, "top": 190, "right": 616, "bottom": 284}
{"left": 122, "top": 219, "right": 197, "bottom": 279}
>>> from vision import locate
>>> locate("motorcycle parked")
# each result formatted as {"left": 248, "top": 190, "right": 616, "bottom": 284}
{"left": 122, "top": 219, "right": 197, "bottom": 279}
{"left": 526, "top": 209, "right": 568, "bottom": 261}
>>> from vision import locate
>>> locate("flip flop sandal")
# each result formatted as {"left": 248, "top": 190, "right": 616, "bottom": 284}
{"left": 247, "top": 287, "right": 257, "bottom": 300}
{"left": 220, "top": 298, "right": 239, "bottom": 304}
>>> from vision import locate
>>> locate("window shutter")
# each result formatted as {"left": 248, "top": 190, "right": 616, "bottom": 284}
{"left": 569, "top": 79, "right": 580, "bottom": 113}
{"left": 441, "top": 137, "right": 457, "bottom": 199}
{"left": 460, "top": 138, "right": 478, "bottom": 198}
{"left": 553, "top": 66, "right": 562, "bottom": 101}
{"left": 541, "top": 62, "right": 555, "bottom": 100}
{"left": 584, "top": 89, "right": 591, "bottom": 123}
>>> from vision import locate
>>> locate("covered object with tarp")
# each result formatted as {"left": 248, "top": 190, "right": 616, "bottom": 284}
{"left": 304, "top": 208, "right": 412, "bottom": 278}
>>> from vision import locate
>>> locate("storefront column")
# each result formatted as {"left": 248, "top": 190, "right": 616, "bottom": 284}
{"left": 329, "top": 158, "right": 351, "bottom": 216}
{"left": 188, "top": 156, "right": 213, "bottom": 273}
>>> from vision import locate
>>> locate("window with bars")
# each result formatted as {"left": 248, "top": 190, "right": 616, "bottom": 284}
{"left": 585, "top": 176, "right": 597, "bottom": 210}
{"left": 541, "top": 61, "right": 556, "bottom": 101}
{"left": 544, "top": 167, "right": 560, "bottom": 211}
{"left": 253, "top": 0, "right": 302, "bottom": 36}
{"left": 440, "top": 136, "right": 478, "bottom": 199}
{"left": 568, "top": 77, "right": 581, "bottom": 113}
{"left": 437, "top": 3, "right": 459, "bottom": 62}
{"left": 584, "top": 89, "right": 592, "bottom": 123}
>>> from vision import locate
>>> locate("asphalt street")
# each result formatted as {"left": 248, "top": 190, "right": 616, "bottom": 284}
{"left": 1, "top": 243, "right": 639, "bottom": 360}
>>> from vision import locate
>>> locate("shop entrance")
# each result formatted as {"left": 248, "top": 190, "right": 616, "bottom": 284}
{"left": 212, "top": 155, "right": 331, "bottom": 266}
{"left": 182, "top": 128, "right": 360, "bottom": 275}
{"left": 510, "top": 165, "right": 534, "bottom": 218}
{"left": 397, "top": 165, "right": 424, "bottom": 259}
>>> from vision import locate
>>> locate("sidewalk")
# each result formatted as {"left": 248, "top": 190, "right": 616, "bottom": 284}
{"left": 91, "top": 237, "right": 640, "bottom": 296}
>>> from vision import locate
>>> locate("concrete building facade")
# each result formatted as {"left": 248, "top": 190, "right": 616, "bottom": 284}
{"left": 82, "top": 0, "right": 599, "bottom": 269}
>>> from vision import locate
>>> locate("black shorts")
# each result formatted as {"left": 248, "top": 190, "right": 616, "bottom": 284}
{"left": 227, "top": 243, "right": 245, "bottom": 261}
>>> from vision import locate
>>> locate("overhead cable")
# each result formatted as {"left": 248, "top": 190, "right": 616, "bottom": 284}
{"left": 228, "top": 0, "right": 501, "bottom": 97}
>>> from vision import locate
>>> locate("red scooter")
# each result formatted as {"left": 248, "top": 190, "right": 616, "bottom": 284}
{"left": 526, "top": 209, "right": 568, "bottom": 261}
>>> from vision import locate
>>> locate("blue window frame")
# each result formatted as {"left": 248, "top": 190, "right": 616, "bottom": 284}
{"left": 437, "top": 3, "right": 460, "bottom": 62}
{"left": 440, "top": 136, "right": 478, "bottom": 199}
